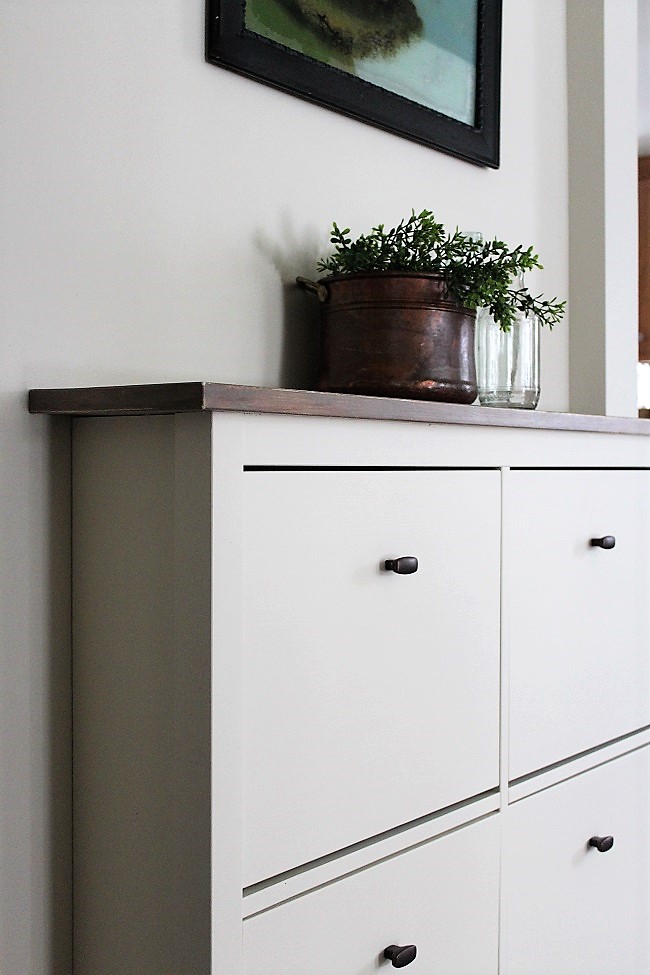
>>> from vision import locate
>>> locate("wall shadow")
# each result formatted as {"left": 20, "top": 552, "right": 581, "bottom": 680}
{"left": 280, "top": 280, "right": 321, "bottom": 391}
{"left": 254, "top": 214, "right": 324, "bottom": 390}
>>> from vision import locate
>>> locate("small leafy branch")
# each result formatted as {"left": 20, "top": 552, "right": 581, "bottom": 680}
{"left": 317, "top": 210, "right": 565, "bottom": 332}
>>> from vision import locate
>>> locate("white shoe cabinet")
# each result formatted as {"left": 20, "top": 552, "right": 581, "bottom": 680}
{"left": 29, "top": 383, "right": 650, "bottom": 975}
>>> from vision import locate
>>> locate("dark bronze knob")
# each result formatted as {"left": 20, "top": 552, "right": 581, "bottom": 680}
{"left": 589, "top": 835, "right": 614, "bottom": 852}
{"left": 384, "top": 944, "right": 417, "bottom": 968}
{"left": 590, "top": 536, "right": 616, "bottom": 549}
{"left": 384, "top": 557, "right": 418, "bottom": 574}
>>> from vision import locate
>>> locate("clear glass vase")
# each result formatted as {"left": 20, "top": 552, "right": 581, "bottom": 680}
{"left": 475, "top": 305, "right": 540, "bottom": 409}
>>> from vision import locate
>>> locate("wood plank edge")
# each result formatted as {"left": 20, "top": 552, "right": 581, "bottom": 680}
{"left": 203, "top": 385, "right": 650, "bottom": 435}
{"left": 28, "top": 382, "right": 650, "bottom": 435}
{"left": 28, "top": 382, "right": 208, "bottom": 416}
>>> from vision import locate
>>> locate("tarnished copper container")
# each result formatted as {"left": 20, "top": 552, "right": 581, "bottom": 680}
{"left": 298, "top": 272, "right": 477, "bottom": 403}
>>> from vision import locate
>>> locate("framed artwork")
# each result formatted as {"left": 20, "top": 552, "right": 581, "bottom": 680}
{"left": 205, "top": 0, "right": 502, "bottom": 168}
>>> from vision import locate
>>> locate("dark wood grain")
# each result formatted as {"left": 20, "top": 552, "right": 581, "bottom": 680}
{"left": 640, "top": 157, "right": 650, "bottom": 361}
{"left": 28, "top": 383, "right": 208, "bottom": 416}
{"left": 28, "top": 382, "right": 650, "bottom": 435}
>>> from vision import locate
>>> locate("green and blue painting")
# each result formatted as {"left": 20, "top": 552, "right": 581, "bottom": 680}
{"left": 244, "top": 0, "right": 479, "bottom": 125}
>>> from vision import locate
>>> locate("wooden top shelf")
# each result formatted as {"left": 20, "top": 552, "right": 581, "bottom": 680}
{"left": 28, "top": 382, "right": 650, "bottom": 435}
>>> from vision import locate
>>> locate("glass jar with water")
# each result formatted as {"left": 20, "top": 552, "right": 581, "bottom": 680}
{"left": 475, "top": 278, "right": 540, "bottom": 409}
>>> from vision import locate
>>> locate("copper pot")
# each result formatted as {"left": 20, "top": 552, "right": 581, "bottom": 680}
{"left": 297, "top": 272, "right": 477, "bottom": 404}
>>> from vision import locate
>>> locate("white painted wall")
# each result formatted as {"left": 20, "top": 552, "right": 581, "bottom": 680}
{"left": 0, "top": 1, "right": 571, "bottom": 970}
{"left": 640, "top": 0, "right": 650, "bottom": 153}
{"left": 3, "top": 1, "right": 570, "bottom": 403}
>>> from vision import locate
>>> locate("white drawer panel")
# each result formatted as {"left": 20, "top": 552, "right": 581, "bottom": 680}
{"left": 507, "top": 469, "right": 650, "bottom": 780}
{"left": 504, "top": 746, "right": 650, "bottom": 974}
{"left": 243, "top": 814, "right": 500, "bottom": 975}
{"left": 242, "top": 470, "right": 500, "bottom": 886}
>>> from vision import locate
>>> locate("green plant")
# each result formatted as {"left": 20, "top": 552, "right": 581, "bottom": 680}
{"left": 317, "top": 210, "right": 565, "bottom": 332}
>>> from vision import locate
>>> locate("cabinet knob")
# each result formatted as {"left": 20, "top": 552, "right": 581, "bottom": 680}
{"left": 589, "top": 835, "right": 614, "bottom": 853}
{"left": 384, "top": 557, "right": 418, "bottom": 575}
{"left": 590, "top": 536, "right": 616, "bottom": 549}
{"left": 384, "top": 944, "right": 417, "bottom": 968}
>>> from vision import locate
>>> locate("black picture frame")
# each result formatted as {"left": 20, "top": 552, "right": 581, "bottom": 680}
{"left": 205, "top": 0, "right": 502, "bottom": 168}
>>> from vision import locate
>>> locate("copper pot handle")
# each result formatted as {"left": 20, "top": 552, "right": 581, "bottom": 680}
{"left": 296, "top": 276, "right": 329, "bottom": 303}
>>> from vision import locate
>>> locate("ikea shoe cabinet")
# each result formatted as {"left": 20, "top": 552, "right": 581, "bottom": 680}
{"left": 29, "top": 383, "right": 650, "bottom": 975}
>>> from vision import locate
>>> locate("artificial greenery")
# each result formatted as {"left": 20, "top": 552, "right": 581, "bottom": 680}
{"left": 317, "top": 210, "right": 565, "bottom": 332}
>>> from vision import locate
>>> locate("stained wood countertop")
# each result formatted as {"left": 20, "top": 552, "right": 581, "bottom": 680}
{"left": 28, "top": 382, "right": 650, "bottom": 436}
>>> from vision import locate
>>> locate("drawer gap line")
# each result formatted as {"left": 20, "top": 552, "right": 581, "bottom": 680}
{"left": 243, "top": 786, "right": 499, "bottom": 897}
{"left": 509, "top": 725, "right": 650, "bottom": 791}
{"left": 510, "top": 466, "right": 650, "bottom": 472}
{"left": 243, "top": 465, "right": 500, "bottom": 472}
{"left": 242, "top": 808, "right": 500, "bottom": 921}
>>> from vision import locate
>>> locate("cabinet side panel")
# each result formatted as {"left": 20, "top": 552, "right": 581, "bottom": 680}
{"left": 210, "top": 413, "right": 246, "bottom": 975}
{"left": 72, "top": 414, "right": 211, "bottom": 975}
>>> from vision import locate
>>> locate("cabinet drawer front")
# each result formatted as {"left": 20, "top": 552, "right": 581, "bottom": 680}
{"left": 243, "top": 814, "right": 500, "bottom": 975}
{"left": 242, "top": 470, "right": 500, "bottom": 886}
{"left": 504, "top": 746, "right": 650, "bottom": 975}
{"left": 507, "top": 469, "right": 650, "bottom": 779}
